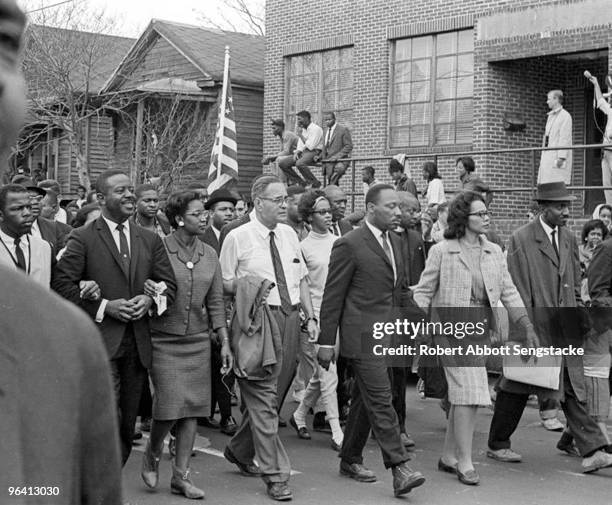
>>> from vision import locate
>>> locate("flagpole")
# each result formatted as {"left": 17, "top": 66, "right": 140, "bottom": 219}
{"left": 215, "top": 46, "right": 231, "bottom": 187}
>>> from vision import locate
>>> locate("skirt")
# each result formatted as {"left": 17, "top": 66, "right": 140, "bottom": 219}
{"left": 150, "top": 329, "right": 211, "bottom": 421}
{"left": 444, "top": 366, "right": 491, "bottom": 407}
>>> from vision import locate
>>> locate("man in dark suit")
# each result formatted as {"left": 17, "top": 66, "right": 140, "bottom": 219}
{"left": 201, "top": 188, "right": 237, "bottom": 256}
{"left": 324, "top": 185, "right": 352, "bottom": 236}
{"left": 52, "top": 169, "right": 177, "bottom": 465}
{"left": 317, "top": 112, "right": 353, "bottom": 186}
{"left": 318, "top": 184, "right": 426, "bottom": 497}
{"left": 25, "top": 184, "right": 72, "bottom": 252}
{"left": 487, "top": 182, "right": 612, "bottom": 473}
{"left": 201, "top": 188, "right": 238, "bottom": 435}
{"left": 0, "top": 2, "right": 122, "bottom": 501}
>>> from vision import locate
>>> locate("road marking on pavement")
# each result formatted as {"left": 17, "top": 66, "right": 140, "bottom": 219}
{"left": 135, "top": 434, "right": 301, "bottom": 475}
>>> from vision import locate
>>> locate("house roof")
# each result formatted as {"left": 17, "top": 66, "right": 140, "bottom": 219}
{"left": 24, "top": 24, "right": 136, "bottom": 96}
{"left": 102, "top": 19, "right": 264, "bottom": 93}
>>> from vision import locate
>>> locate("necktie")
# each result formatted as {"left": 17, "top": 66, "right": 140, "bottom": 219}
{"left": 326, "top": 129, "right": 332, "bottom": 147}
{"left": 14, "top": 237, "right": 26, "bottom": 271}
{"left": 331, "top": 223, "right": 340, "bottom": 236}
{"left": 269, "top": 231, "right": 292, "bottom": 314}
{"left": 381, "top": 232, "right": 396, "bottom": 281}
{"left": 550, "top": 229, "right": 559, "bottom": 259}
{"left": 116, "top": 223, "right": 130, "bottom": 273}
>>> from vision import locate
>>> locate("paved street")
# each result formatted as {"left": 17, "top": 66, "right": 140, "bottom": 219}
{"left": 124, "top": 381, "right": 612, "bottom": 505}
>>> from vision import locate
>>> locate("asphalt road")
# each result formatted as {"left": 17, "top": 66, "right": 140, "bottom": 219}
{"left": 123, "top": 385, "right": 612, "bottom": 505}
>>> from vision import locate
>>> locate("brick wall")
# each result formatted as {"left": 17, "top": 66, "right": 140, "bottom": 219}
{"left": 265, "top": 0, "right": 612, "bottom": 241}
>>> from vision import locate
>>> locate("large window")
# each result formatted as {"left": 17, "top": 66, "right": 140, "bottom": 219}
{"left": 285, "top": 47, "right": 353, "bottom": 130}
{"left": 390, "top": 30, "right": 473, "bottom": 148}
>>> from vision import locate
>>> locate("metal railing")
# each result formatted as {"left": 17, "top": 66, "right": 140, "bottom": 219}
{"left": 321, "top": 143, "right": 612, "bottom": 211}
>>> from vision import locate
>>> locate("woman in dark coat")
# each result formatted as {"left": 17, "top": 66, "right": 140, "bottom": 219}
{"left": 141, "top": 190, "right": 233, "bottom": 499}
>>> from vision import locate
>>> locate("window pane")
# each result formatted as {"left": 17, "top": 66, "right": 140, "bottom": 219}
{"left": 411, "top": 103, "right": 431, "bottom": 125}
{"left": 456, "top": 99, "right": 473, "bottom": 122}
{"left": 436, "top": 55, "right": 456, "bottom": 79}
{"left": 394, "top": 62, "right": 411, "bottom": 83}
{"left": 391, "top": 104, "right": 410, "bottom": 126}
{"left": 435, "top": 101, "right": 455, "bottom": 123}
{"left": 436, "top": 78, "right": 456, "bottom": 100}
{"left": 339, "top": 69, "right": 353, "bottom": 89}
{"left": 390, "top": 126, "right": 410, "bottom": 147}
{"left": 323, "top": 71, "right": 338, "bottom": 90}
{"left": 303, "top": 53, "right": 319, "bottom": 74}
{"left": 458, "top": 30, "right": 473, "bottom": 53}
{"left": 411, "top": 59, "right": 430, "bottom": 81}
{"left": 457, "top": 53, "right": 473, "bottom": 74}
{"left": 456, "top": 122, "right": 472, "bottom": 144}
{"left": 411, "top": 80, "right": 429, "bottom": 102}
{"left": 340, "top": 47, "right": 353, "bottom": 66}
{"left": 290, "top": 56, "right": 302, "bottom": 76}
{"left": 456, "top": 76, "right": 473, "bottom": 98}
{"left": 322, "top": 91, "right": 337, "bottom": 111}
{"left": 393, "top": 83, "right": 410, "bottom": 103}
{"left": 303, "top": 74, "right": 318, "bottom": 95}
{"left": 322, "top": 50, "right": 339, "bottom": 71}
{"left": 410, "top": 125, "right": 429, "bottom": 146}
{"left": 412, "top": 35, "right": 433, "bottom": 58}
{"left": 434, "top": 123, "right": 455, "bottom": 145}
{"left": 437, "top": 32, "right": 457, "bottom": 55}
{"left": 339, "top": 89, "right": 352, "bottom": 108}
{"left": 302, "top": 93, "right": 318, "bottom": 113}
{"left": 395, "top": 39, "right": 411, "bottom": 61}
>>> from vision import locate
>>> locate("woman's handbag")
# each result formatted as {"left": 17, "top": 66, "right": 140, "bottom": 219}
{"left": 417, "top": 352, "right": 448, "bottom": 399}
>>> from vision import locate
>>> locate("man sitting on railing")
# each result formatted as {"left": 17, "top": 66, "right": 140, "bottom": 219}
{"left": 277, "top": 110, "right": 323, "bottom": 188}
{"left": 315, "top": 112, "right": 353, "bottom": 186}
{"left": 262, "top": 119, "right": 298, "bottom": 184}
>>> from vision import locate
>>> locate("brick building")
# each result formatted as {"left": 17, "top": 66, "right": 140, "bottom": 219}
{"left": 264, "top": 0, "right": 612, "bottom": 238}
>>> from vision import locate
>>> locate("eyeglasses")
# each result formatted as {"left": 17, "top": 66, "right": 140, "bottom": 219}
{"left": 469, "top": 211, "right": 489, "bottom": 218}
{"left": 185, "top": 211, "right": 208, "bottom": 220}
{"left": 312, "top": 209, "right": 332, "bottom": 215}
{"left": 259, "top": 196, "right": 289, "bottom": 206}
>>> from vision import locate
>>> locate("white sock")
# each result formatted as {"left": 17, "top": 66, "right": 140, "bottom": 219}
{"left": 293, "top": 404, "right": 308, "bottom": 428}
{"left": 329, "top": 418, "right": 343, "bottom": 443}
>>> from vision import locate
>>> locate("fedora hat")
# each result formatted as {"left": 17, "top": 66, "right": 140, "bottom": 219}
{"left": 204, "top": 188, "right": 237, "bottom": 210}
{"left": 535, "top": 182, "right": 576, "bottom": 202}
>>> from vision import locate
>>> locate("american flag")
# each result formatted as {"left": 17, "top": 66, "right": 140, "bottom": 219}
{"left": 207, "top": 71, "right": 238, "bottom": 192}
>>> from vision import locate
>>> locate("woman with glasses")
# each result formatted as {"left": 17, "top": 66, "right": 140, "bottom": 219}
{"left": 141, "top": 190, "right": 233, "bottom": 499}
{"left": 413, "top": 191, "right": 536, "bottom": 486}
{"left": 289, "top": 189, "right": 344, "bottom": 451}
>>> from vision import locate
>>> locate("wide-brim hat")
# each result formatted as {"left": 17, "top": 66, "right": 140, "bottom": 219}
{"left": 25, "top": 185, "right": 47, "bottom": 197}
{"left": 204, "top": 188, "right": 238, "bottom": 210}
{"left": 535, "top": 182, "right": 576, "bottom": 202}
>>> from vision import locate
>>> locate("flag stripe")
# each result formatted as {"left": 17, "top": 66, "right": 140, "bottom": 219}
{"left": 208, "top": 69, "right": 238, "bottom": 190}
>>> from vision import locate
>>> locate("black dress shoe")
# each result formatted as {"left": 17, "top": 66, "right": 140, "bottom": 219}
{"left": 198, "top": 416, "right": 221, "bottom": 429}
{"left": 392, "top": 462, "right": 426, "bottom": 496}
{"left": 223, "top": 446, "right": 262, "bottom": 477}
{"left": 266, "top": 482, "right": 293, "bottom": 501}
{"left": 220, "top": 416, "right": 238, "bottom": 436}
{"left": 339, "top": 461, "right": 377, "bottom": 482}
{"left": 457, "top": 468, "right": 480, "bottom": 485}
{"left": 312, "top": 412, "right": 331, "bottom": 433}
{"left": 437, "top": 458, "right": 457, "bottom": 474}
{"left": 289, "top": 415, "right": 311, "bottom": 440}
{"left": 132, "top": 431, "right": 143, "bottom": 441}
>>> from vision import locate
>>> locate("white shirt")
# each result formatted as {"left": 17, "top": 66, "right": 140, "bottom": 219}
{"left": 54, "top": 207, "right": 68, "bottom": 224}
{"left": 364, "top": 219, "right": 397, "bottom": 282}
{"left": 220, "top": 212, "right": 308, "bottom": 306}
{"left": 539, "top": 215, "right": 559, "bottom": 250}
{"left": 597, "top": 98, "right": 612, "bottom": 142}
{"left": 211, "top": 225, "right": 221, "bottom": 240}
{"left": 324, "top": 123, "right": 337, "bottom": 147}
{"left": 0, "top": 228, "right": 30, "bottom": 271}
{"left": 362, "top": 179, "right": 381, "bottom": 196}
{"left": 29, "top": 219, "right": 42, "bottom": 239}
{"left": 95, "top": 216, "right": 132, "bottom": 322}
{"left": 300, "top": 230, "right": 338, "bottom": 316}
{"left": 426, "top": 178, "right": 446, "bottom": 206}
{"left": 102, "top": 215, "right": 131, "bottom": 255}
{"left": 296, "top": 122, "right": 324, "bottom": 152}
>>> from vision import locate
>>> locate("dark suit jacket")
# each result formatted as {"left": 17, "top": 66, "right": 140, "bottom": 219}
{"left": 502, "top": 218, "right": 585, "bottom": 398}
{"left": 396, "top": 228, "right": 427, "bottom": 286}
{"left": 37, "top": 216, "right": 72, "bottom": 252}
{"left": 322, "top": 124, "right": 353, "bottom": 161}
{"left": 319, "top": 224, "right": 405, "bottom": 358}
{"left": 0, "top": 266, "right": 121, "bottom": 504}
{"left": 200, "top": 225, "right": 221, "bottom": 256}
{"left": 219, "top": 213, "right": 251, "bottom": 249}
{"left": 52, "top": 217, "right": 177, "bottom": 368}
{"left": 332, "top": 218, "right": 353, "bottom": 236}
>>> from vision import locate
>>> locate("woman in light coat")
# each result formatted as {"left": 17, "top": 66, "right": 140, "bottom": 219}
{"left": 412, "top": 191, "right": 537, "bottom": 486}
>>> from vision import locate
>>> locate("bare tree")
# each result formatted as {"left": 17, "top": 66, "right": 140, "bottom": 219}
{"left": 19, "top": 1, "right": 135, "bottom": 188}
{"left": 198, "top": 0, "right": 265, "bottom": 36}
{"left": 140, "top": 94, "right": 217, "bottom": 193}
